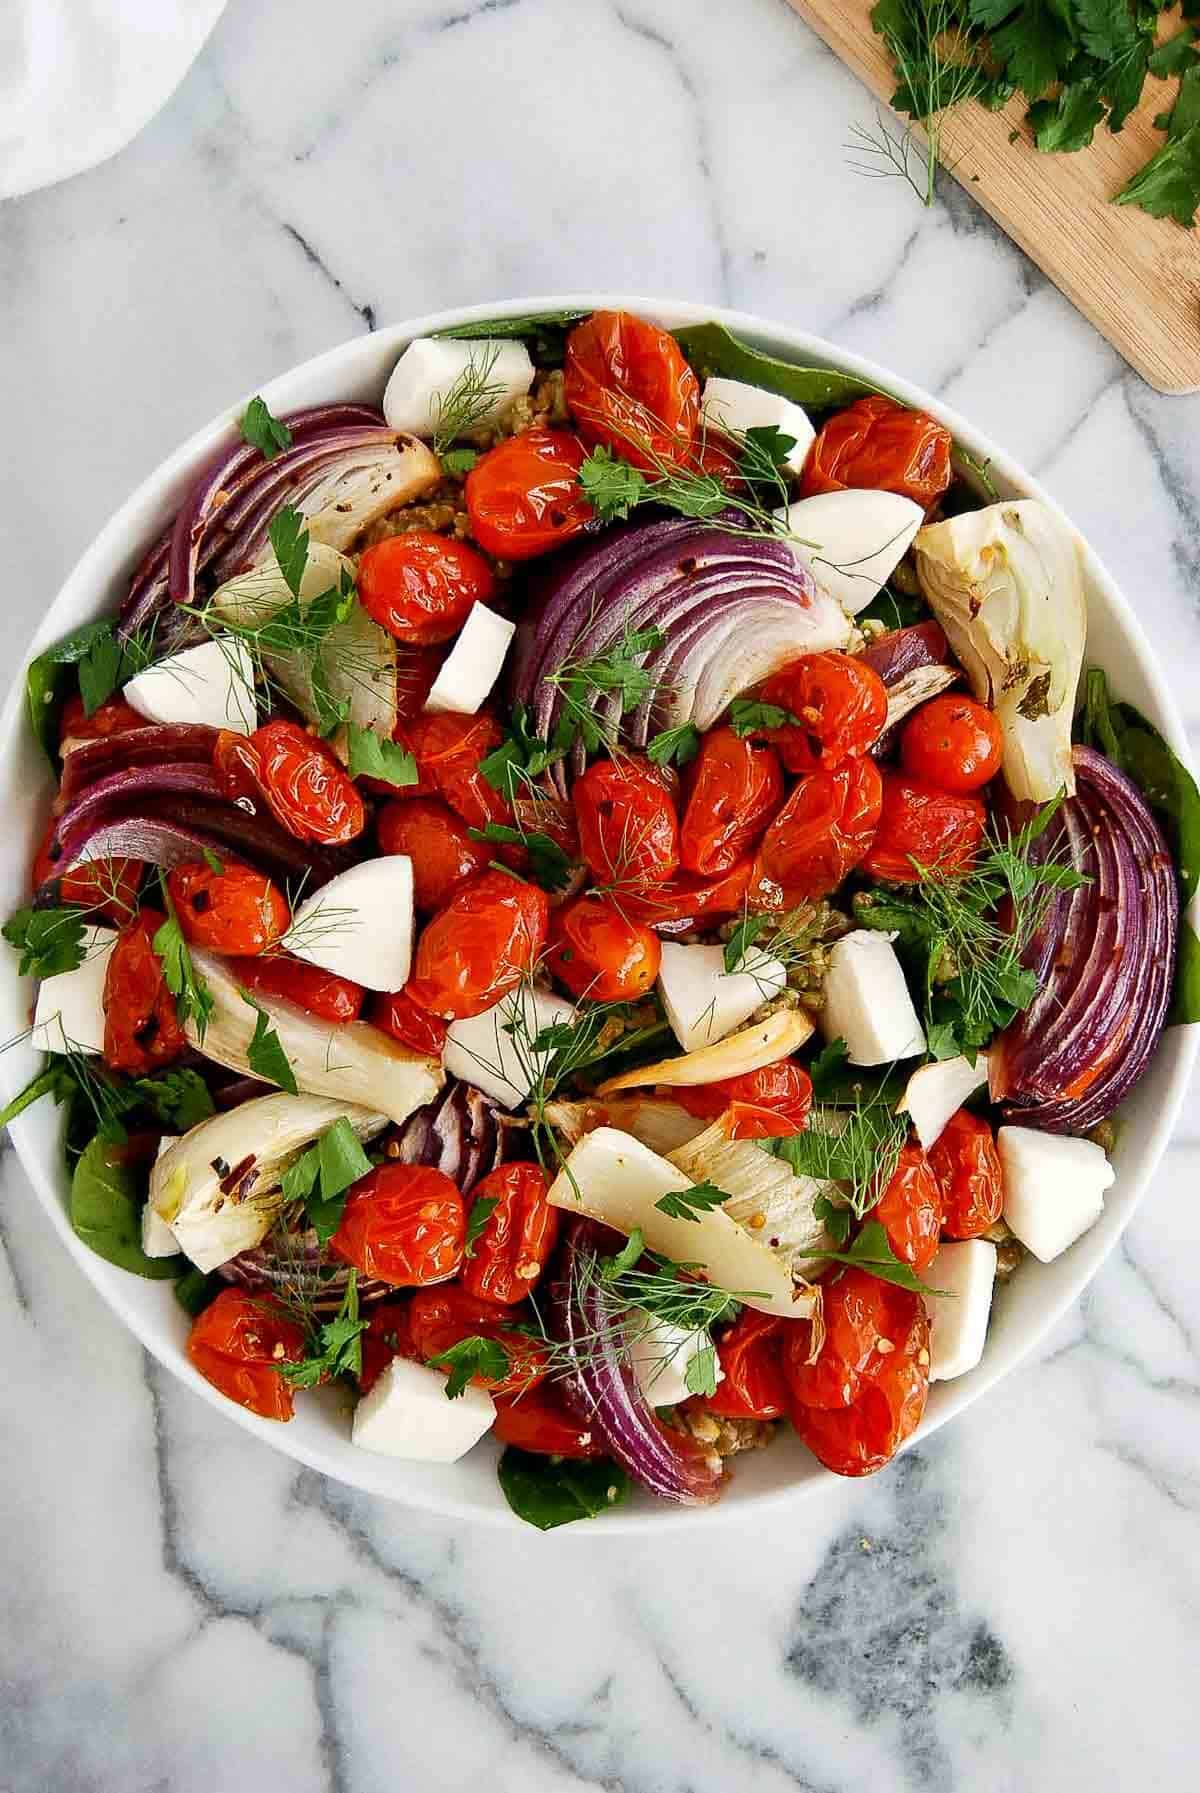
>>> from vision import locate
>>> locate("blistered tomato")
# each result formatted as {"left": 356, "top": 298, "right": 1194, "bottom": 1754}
{"left": 618, "top": 858, "right": 753, "bottom": 932}
{"left": 242, "top": 720, "right": 365, "bottom": 846}
{"left": 31, "top": 819, "right": 141, "bottom": 924}
{"left": 801, "top": 396, "right": 952, "bottom": 513}
{"left": 781, "top": 1266, "right": 908, "bottom": 1411}
{"left": 331, "top": 1164, "right": 465, "bottom": 1286}
{"left": 574, "top": 756, "right": 680, "bottom": 889}
{"left": 102, "top": 909, "right": 187, "bottom": 1074}
{"left": 546, "top": 894, "right": 661, "bottom": 1002}
{"left": 860, "top": 773, "right": 985, "bottom": 884}
{"left": 870, "top": 1141, "right": 942, "bottom": 1270}
{"left": 679, "top": 728, "right": 783, "bottom": 877}
{"left": 369, "top": 986, "right": 448, "bottom": 1056}
{"left": 187, "top": 1288, "right": 305, "bottom": 1422}
{"left": 750, "top": 757, "right": 882, "bottom": 908}
{"left": 377, "top": 796, "right": 491, "bottom": 910}
{"left": 928, "top": 1108, "right": 1003, "bottom": 1239}
{"left": 675, "top": 1059, "right": 814, "bottom": 1140}
{"left": 166, "top": 861, "right": 289, "bottom": 956}
{"left": 900, "top": 695, "right": 1004, "bottom": 794}
{"left": 408, "top": 1286, "right": 547, "bottom": 1395}
{"left": 405, "top": 869, "right": 548, "bottom": 1020}
{"left": 459, "top": 1161, "right": 558, "bottom": 1305}
{"left": 58, "top": 693, "right": 146, "bottom": 747}
{"left": 564, "top": 310, "right": 700, "bottom": 472}
{"left": 759, "top": 652, "right": 889, "bottom": 773}
{"left": 465, "top": 427, "right": 593, "bottom": 559}
{"left": 491, "top": 1385, "right": 605, "bottom": 1458}
{"left": 785, "top": 1290, "right": 929, "bottom": 1477}
{"left": 358, "top": 531, "right": 496, "bottom": 645}
{"left": 704, "top": 1309, "right": 790, "bottom": 1420}
{"left": 400, "top": 712, "right": 512, "bottom": 838}
{"left": 230, "top": 954, "right": 364, "bottom": 1023}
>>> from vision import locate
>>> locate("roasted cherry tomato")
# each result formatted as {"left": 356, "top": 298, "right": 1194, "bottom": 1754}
{"left": 928, "top": 1108, "right": 1003, "bottom": 1240}
{"left": 751, "top": 757, "right": 882, "bottom": 909}
{"left": 213, "top": 728, "right": 263, "bottom": 805}
{"left": 618, "top": 858, "right": 753, "bottom": 932}
{"left": 459, "top": 1161, "right": 557, "bottom": 1305}
{"left": 801, "top": 396, "right": 953, "bottom": 513}
{"left": 377, "top": 796, "right": 491, "bottom": 911}
{"left": 331, "top": 1163, "right": 465, "bottom": 1286}
{"left": 676, "top": 1059, "right": 814, "bottom": 1140}
{"left": 31, "top": 819, "right": 141, "bottom": 924}
{"left": 679, "top": 728, "right": 783, "bottom": 877}
{"left": 465, "top": 427, "right": 592, "bottom": 559}
{"left": 369, "top": 986, "right": 448, "bottom": 1056}
{"left": 102, "top": 909, "right": 187, "bottom": 1074}
{"left": 871, "top": 1141, "right": 942, "bottom": 1271}
{"left": 785, "top": 1289, "right": 930, "bottom": 1476}
{"left": 358, "top": 1299, "right": 419, "bottom": 1393}
{"left": 900, "top": 695, "right": 1004, "bottom": 794}
{"left": 166, "top": 860, "right": 289, "bottom": 956}
{"left": 407, "top": 1285, "right": 546, "bottom": 1395}
{"left": 861, "top": 773, "right": 985, "bottom": 884}
{"left": 358, "top": 531, "right": 496, "bottom": 645}
{"left": 781, "top": 1266, "right": 911, "bottom": 1411}
{"left": 546, "top": 894, "right": 661, "bottom": 1002}
{"left": 399, "top": 712, "right": 513, "bottom": 838}
{"left": 491, "top": 1384, "right": 605, "bottom": 1458}
{"left": 230, "top": 953, "right": 364, "bottom": 1023}
{"left": 58, "top": 692, "right": 146, "bottom": 747}
{"left": 245, "top": 720, "right": 365, "bottom": 846}
{"left": 574, "top": 756, "right": 680, "bottom": 889}
{"left": 186, "top": 1288, "right": 305, "bottom": 1422}
{"left": 395, "top": 644, "right": 446, "bottom": 720}
{"left": 703, "top": 1309, "right": 790, "bottom": 1420}
{"left": 759, "top": 652, "right": 889, "bottom": 773}
{"left": 406, "top": 869, "right": 548, "bottom": 1020}
{"left": 564, "top": 309, "right": 700, "bottom": 473}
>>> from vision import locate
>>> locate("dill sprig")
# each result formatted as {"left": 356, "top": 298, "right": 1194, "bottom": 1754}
{"left": 432, "top": 344, "right": 506, "bottom": 454}
{"left": 857, "top": 0, "right": 997, "bottom": 207}
{"left": 279, "top": 1268, "right": 368, "bottom": 1388}
{"left": 544, "top": 616, "right": 671, "bottom": 756}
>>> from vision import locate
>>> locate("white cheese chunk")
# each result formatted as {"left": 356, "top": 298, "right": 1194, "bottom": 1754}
{"left": 30, "top": 926, "right": 117, "bottom": 1056}
{"left": 779, "top": 489, "right": 924, "bottom": 615}
{"left": 997, "top": 1125, "right": 1114, "bottom": 1262}
{"left": 700, "top": 377, "right": 815, "bottom": 475}
{"left": 899, "top": 1053, "right": 990, "bottom": 1150}
{"left": 819, "top": 930, "right": 925, "bottom": 1066}
{"left": 445, "top": 985, "right": 575, "bottom": 1109}
{"left": 658, "top": 941, "right": 785, "bottom": 1055}
{"left": 288, "top": 859, "right": 414, "bottom": 993}
{"left": 424, "top": 603, "right": 516, "bottom": 715}
{"left": 352, "top": 1357, "right": 496, "bottom": 1462}
{"left": 383, "top": 337, "right": 535, "bottom": 439}
{"left": 124, "top": 637, "right": 257, "bottom": 734}
{"left": 142, "top": 1136, "right": 182, "bottom": 1258}
{"left": 628, "top": 1310, "right": 723, "bottom": 1408}
{"left": 923, "top": 1239, "right": 996, "bottom": 1381}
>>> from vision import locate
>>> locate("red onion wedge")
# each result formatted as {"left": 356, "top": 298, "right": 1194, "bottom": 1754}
{"left": 59, "top": 725, "right": 220, "bottom": 802}
{"left": 990, "top": 746, "right": 1179, "bottom": 1132}
{"left": 548, "top": 1219, "right": 724, "bottom": 1505}
{"left": 387, "top": 1079, "right": 506, "bottom": 1192}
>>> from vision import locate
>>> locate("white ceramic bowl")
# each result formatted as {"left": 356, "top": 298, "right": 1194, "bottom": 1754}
{"left": 2, "top": 296, "right": 1195, "bottom": 1531}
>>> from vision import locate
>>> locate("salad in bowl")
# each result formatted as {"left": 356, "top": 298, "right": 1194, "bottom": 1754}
{"left": 2, "top": 301, "right": 1196, "bottom": 1532}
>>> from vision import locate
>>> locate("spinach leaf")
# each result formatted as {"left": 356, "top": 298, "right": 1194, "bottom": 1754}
{"left": 174, "top": 1267, "right": 220, "bottom": 1317}
{"left": 855, "top": 587, "right": 928, "bottom": 631}
{"left": 70, "top": 1135, "right": 182, "bottom": 1279}
{"left": 673, "top": 322, "right": 886, "bottom": 412}
{"left": 434, "top": 309, "right": 591, "bottom": 368}
{"left": 0, "top": 1062, "right": 75, "bottom": 1130}
{"left": 496, "top": 1447, "right": 630, "bottom": 1531}
{"left": 25, "top": 621, "right": 119, "bottom": 761}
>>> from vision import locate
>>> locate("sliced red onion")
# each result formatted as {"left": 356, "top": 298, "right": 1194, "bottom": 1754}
{"left": 40, "top": 804, "right": 354, "bottom": 895}
{"left": 388, "top": 1080, "right": 506, "bottom": 1192}
{"left": 60, "top": 725, "right": 220, "bottom": 802}
{"left": 861, "top": 620, "right": 949, "bottom": 686}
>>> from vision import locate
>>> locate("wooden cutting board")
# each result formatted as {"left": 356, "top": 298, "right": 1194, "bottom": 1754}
{"left": 785, "top": 0, "right": 1200, "bottom": 393}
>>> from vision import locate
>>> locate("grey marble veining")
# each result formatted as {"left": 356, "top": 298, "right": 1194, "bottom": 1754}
{"left": 2, "top": 1, "right": 1198, "bottom": 1787}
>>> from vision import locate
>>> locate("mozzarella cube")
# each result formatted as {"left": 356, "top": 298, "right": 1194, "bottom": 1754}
{"left": 899, "top": 1053, "right": 989, "bottom": 1150}
{"left": 288, "top": 859, "right": 414, "bottom": 993}
{"left": 658, "top": 941, "right": 786, "bottom": 1054}
{"left": 30, "top": 926, "right": 116, "bottom": 1056}
{"left": 923, "top": 1240, "right": 996, "bottom": 1381}
{"left": 424, "top": 603, "right": 516, "bottom": 715}
{"left": 124, "top": 637, "right": 257, "bottom": 734}
{"left": 445, "top": 985, "right": 575, "bottom": 1109}
{"left": 352, "top": 1357, "right": 496, "bottom": 1462}
{"left": 819, "top": 930, "right": 925, "bottom": 1066}
{"left": 998, "top": 1126, "right": 1114, "bottom": 1262}
{"left": 780, "top": 490, "right": 924, "bottom": 615}
{"left": 628, "top": 1310, "right": 723, "bottom": 1407}
{"left": 700, "top": 377, "right": 815, "bottom": 475}
{"left": 383, "top": 337, "right": 534, "bottom": 439}
{"left": 141, "top": 1135, "right": 182, "bottom": 1258}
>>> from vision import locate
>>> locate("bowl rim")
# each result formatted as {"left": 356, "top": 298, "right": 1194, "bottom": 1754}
{"left": 3, "top": 291, "right": 1196, "bottom": 1535}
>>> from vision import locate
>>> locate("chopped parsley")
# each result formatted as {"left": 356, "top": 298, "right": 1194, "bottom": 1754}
{"left": 240, "top": 396, "right": 293, "bottom": 461}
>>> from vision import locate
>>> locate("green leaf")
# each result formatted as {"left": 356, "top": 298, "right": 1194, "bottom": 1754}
{"left": 429, "top": 1334, "right": 509, "bottom": 1399}
{"left": 469, "top": 822, "right": 576, "bottom": 892}
{"left": 728, "top": 697, "right": 800, "bottom": 738}
{"left": 1117, "top": 121, "right": 1200, "bottom": 224}
{"left": 723, "top": 913, "right": 769, "bottom": 973}
{"left": 655, "top": 1180, "right": 730, "bottom": 1222}
{"left": 440, "top": 448, "right": 479, "bottom": 475}
{"left": 243, "top": 997, "right": 299, "bottom": 1094}
{"left": 497, "top": 1446, "right": 630, "bottom": 1531}
{"left": 806, "top": 1036, "right": 850, "bottom": 1099}
{"left": 434, "top": 309, "right": 591, "bottom": 368}
{"left": 1169, "top": 920, "right": 1200, "bottom": 1026}
{"left": 132, "top": 1068, "right": 215, "bottom": 1132}
{"left": 1077, "top": 667, "right": 1200, "bottom": 905}
{"left": 240, "top": 396, "right": 293, "bottom": 461}
{"left": 25, "top": 621, "right": 118, "bottom": 759}
{"left": 345, "top": 722, "right": 419, "bottom": 787}
{"left": 174, "top": 1267, "right": 220, "bottom": 1317}
{"left": 300, "top": 1117, "right": 372, "bottom": 1243}
{"left": 0, "top": 1062, "right": 75, "bottom": 1130}
{"left": 798, "top": 1219, "right": 934, "bottom": 1295}
{"left": 1168, "top": 62, "right": 1200, "bottom": 138}
{"left": 152, "top": 893, "right": 214, "bottom": 1042}
{"left": 1028, "top": 82, "right": 1106, "bottom": 152}
{"left": 281, "top": 1144, "right": 320, "bottom": 1206}
{"left": 200, "top": 847, "right": 225, "bottom": 876}
{"left": 578, "top": 446, "right": 648, "bottom": 522}
{"left": 990, "top": 1, "right": 1072, "bottom": 101}
{"left": 855, "top": 587, "right": 928, "bottom": 631}
{"left": 3, "top": 905, "right": 88, "bottom": 979}
{"left": 464, "top": 1194, "right": 500, "bottom": 1259}
{"left": 924, "top": 1019, "right": 962, "bottom": 1061}
{"left": 600, "top": 1226, "right": 644, "bottom": 1281}
{"left": 684, "top": 1342, "right": 719, "bottom": 1397}
{"left": 646, "top": 722, "right": 701, "bottom": 769}
{"left": 479, "top": 702, "right": 574, "bottom": 800}
{"left": 77, "top": 631, "right": 126, "bottom": 716}
{"left": 812, "top": 1192, "right": 853, "bottom": 1247}
{"left": 70, "top": 1135, "right": 182, "bottom": 1279}
{"left": 268, "top": 504, "right": 310, "bottom": 598}
{"left": 1149, "top": 28, "right": 1198, "bottom": 78}
{"left": 673, "top": 322, "right": 886, "bottom": 411}
{"left": 280, "top": 1270, "right": 367, "bottom": 1387}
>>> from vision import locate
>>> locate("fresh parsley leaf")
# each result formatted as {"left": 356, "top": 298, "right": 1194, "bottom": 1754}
{"left": 600, "top": 1226, "right": 644, "bottom": 1281}
{"left": 723, "top": 913, "right": 769, "bottom": 973}
{"left": 440, "top": 448, "right": 478, "bottom": 474}
{"left": 281, "top": 1144, "right": 320, "bottom": 1206}
{"left": 133, "top": 1068, "right": 215, "bottom": 1131}
{"left": 739, "top": 423, "right": 797, "bottom": 476}
{"left": 300, "top": 1117, "right": 372, "bottom": 1242}
{"left": 812, "top": 1192, "right": 853, "bottom": 1247}
{"left": 496, "top": 1447, "right": 630, "bottom": 1531}
{"left": 1028, "top": 82, "right": 1106, "bottom": 153}
{"left": 578, "top": 446, "right": 647, "bottom": 522}
{"left": 924, "top": 1019, "right": 962, "bottom": 1062}
{"left": 464, "top": 1194, "right": 500, "bottom": 1259}
{"left": 3, "top": 905, "right": 88, "bottom": 978}
{"left": 479, "top": 703, "right": 575, "bottom": 799}
{"left": 1117, "top": 121, "right": 1200, "bottom": 224}
{"left": 655, "top": 1180, "right": 730, "bottom": 1222}
{"left": 240, "top": 396, "right": 293, "bottom": 461}
{"left": 280, "top": 1270, "right": 368, "bottom": 1387}
{"left": 429, "top": 1334, "right": 510, "bottom": 1399}
{"left": 684, "top": 1341, "right": 720, "bottom": 1397}
{"left": 646, "top": 721, "right": 701, "bottom": 769}
{"left": 806, "top": 1036, "right": 850, "bottom": 1098}
{"left": 728, "top": 697, "right": 800, "bottom": 738}
{"left": 1150, "top": 28, "right": 1198, "bottom": 79}
{"left": 468, "top": 821, "right": 575, "bottom": 892}
{"left": 766, "top": 1102, "right": 907, "bottom": 1216}
{"left": 242, "top": 996, "right": 298, "bottom": 1094}
{"left": 798, "top": 1219, "right": 937, "bottom": 1296}
{"left": 77, "top": 631, "right": 126, "bottom": 716}
{"left": 345, "top": 723, "right": 419, "bottom": 787}
{"left": 267, "top": 504, "right": 310, "bottom": 598}
{"left": 153, "top": 886, "right": 214, "bottom": 1042}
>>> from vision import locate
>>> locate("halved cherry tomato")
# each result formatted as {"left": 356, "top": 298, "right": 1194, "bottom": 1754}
{"left": 212, "top": 728, "right": 263, "bottom": 805}
{"left": 870, "top": 1141, "right": 942, "bottom": 1270}
{"left": 358, "top": 532, "right": 496, "bottom": 645}
{"left": 358, "top": 1299, "right": 418, "bottom": 1393}
{"left": 331, "top": 1163, "right": 465, "bottom": 1286}
{"left": 369, "top": 986, "right": 448, "bottom": 1055}
{"left": 618, "top": 858, "right": 753, "bottom": 932}
{"left": 230, "top": 953, "right": 364, "bottom": 1023}
{"left": 801, "top": 396, "right": 952, "bottom": 513}
{"left": 860, "top": 773, "right": 985, "bottom": 884}
{"left": 546, "top": 894, "right": 661, "bottom": 1002}
{"left": 491, "top": 1384, "right": 605, "bottom": 1458}
{"left": 406, "top": 869, "right": 548, "bottom": 1020}
{"left": 31, "top": 819, "right": 141, "bottom": 923}
{"left": 703, "top": 1309, "right": 790, "bottom": 1420}
{"left": 781, "top": 1266, "right": 909, "bottom": 1411}
{"left": 187, "top": 1288, "right": 306, "bottom": 1422}
{"left": 679, "top": 728, "right": 783, "bottom": 877}
{"left": 102, "top": 909, "right": 187, "bottom": 1074}
{"left": 928, "top": 1108, "right": 1003, "bottom": 1240}
{"left": 407, "top": 1285, "right": 546, "bottom": 1395}
{"left": 564, "top": 310, "right": 700, "bottom": 473}
{"left": 900, "top": 695, "right": 1003, "bottom": 794}
{"left": 58, "top": 692, "right": 146, "bottom": 747}
{"left": 166, "top": 861, "right": 289, "bottom": 956}
{"left": 465, "top": 427, "right": 592, "bottom": 559}
{"left": 394, "top": 645, "right": 445, "bottom": 720}
{"left": 759, "top": 652, "right": 889, "bottom": 773}
{"left": 574, "top": 756, "right": 680, "bottom": 889}
{"left": 399, "top": 713, "right": 512, "bottom": 838}
{"left": 244, "top": 720, "right": 365, "bottom": 846}
{"left": 676, "top": 1060, "right": 814, "bottom": 1140}
{"left": 377, "top": 796, "right": 491, "bottom": 911}
{"left": 459, "top": 1161, "right": 557, "bottom": 1305}
{"left": 785, "top": 1289, "right": 929, "bottom": 1476}
{"left": 751, "top": 757, "right": 882, "bottom": 909}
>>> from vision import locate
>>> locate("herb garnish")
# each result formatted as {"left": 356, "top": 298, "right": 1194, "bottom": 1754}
{"left": 795, "top": 1219, "right": 940, "bottom": 1297}
{"left": 432, "top": 345, "right": 506, "bottom": 454}
{"left": 3, "top": 906, "right": 88, "bottom": 979}
{"left": 497, "top": 1447, "right": 630, "bottom": 1530}
{"left": 469, "top": 821, "right": 576, "bottom": 892}
{"left": 280, "top": 1269, "right": 368, "bottom": 1388}
{"left": 545, "top": 619, "right": 669, "bottom": 755}
{"left": 479, "top": 702, "right": 575, "bottom": 801}
{"left": 429, "top": 1334, "right": 510, "bottom": 1399}
{"left": 345, "top": 722, "right": 419, "bottom": 787}
{"left": 153, "top": 876, "right": 214, "bottom": 1042}
{"left": 280, "top": 1116, "right": 372, "bottom": 1243}
{"left": 464, "top": 1194, "right": 500, "bottom": 1259}
{"left": 240, "top": 396, "right": 293, "bottom": 461}
{"left": 728, "top": 697, "right": 800, "bottom": 738}
{"left": 267, "top": 503, "right": 310, "bottom": 598}
{"left": 241, "top": 994, "right": 298, "bottom": 1094}
{"left": 646, "top": 721, "right": 701, "bottom": 768}
{"left": 654, "top": 1180, "right": 730, "bottom": 1222}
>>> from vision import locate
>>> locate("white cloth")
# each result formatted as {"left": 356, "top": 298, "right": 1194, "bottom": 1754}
{"left": 0, "top": 0, "right": 227, "bottom": 201}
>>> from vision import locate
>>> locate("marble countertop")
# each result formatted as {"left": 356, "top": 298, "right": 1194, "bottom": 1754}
{"left": 3, "top": 1, "right": 1199, "bottom": 1787}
